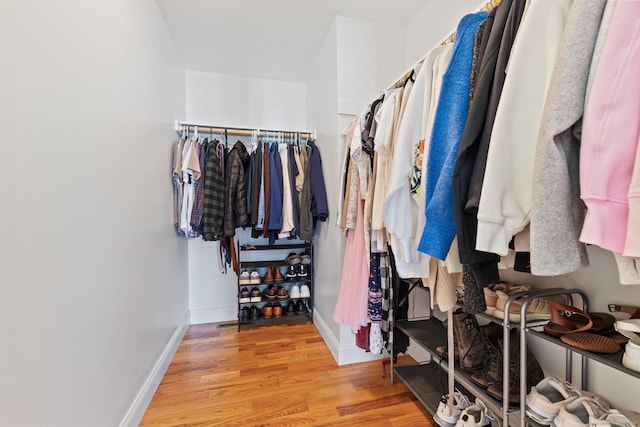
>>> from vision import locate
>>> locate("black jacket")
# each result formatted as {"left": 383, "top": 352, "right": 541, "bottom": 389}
{"left": 452, "top": 0, "right": 526, "bottom": 284}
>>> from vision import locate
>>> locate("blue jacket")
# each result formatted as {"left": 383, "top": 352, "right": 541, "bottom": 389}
{"left": 418, "top": 11, "right": 488, "bottom": 260}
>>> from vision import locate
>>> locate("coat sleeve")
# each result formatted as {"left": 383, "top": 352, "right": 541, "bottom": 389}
{"left": 309, "top": 142, "right": 329, "bottom": 222}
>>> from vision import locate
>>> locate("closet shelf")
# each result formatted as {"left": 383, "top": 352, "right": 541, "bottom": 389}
{"left": 527, "top": 329, "right": 640, "bottom": 380}
{"left": 395, "top": 319, "right": 514, "bottom": 420}
{"left": 238, "top": 315, "right": 312, "bottom": 328}
{"left": 393, "top": 363, "right": 471, "bottom": 415}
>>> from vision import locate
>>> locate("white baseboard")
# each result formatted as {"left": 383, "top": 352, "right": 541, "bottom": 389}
{"left": 313, "top": 310, "right": 387, "bottom": 366}
{"left": 190, "top": 307, "right": 237, "bottom": 325}
{"left": 119, "top": 310, "right": 190, "bottom": 427}
{"left": 313, "top": 309, "right": 341, "bottom": 363}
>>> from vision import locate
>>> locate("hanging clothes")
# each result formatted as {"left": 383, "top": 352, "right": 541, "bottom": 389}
{"left": 418, "top": 11, "right": 488, "bottom": 260}
{"left": 580, "top": 0, "right": 640, "bottom": 257}
{"left": 475, "top": 0, "right": 572, "bottom": 256}
{"left": 190, "top": 138, "right": 210, "bottom": 236}
{"left": 333, "top": 189, "right": 370, "bottom": 333}
{"left": 202, "top": 143, "right": 226, "bottom": 241}
{"left": 453, "top": 0, "right": 526, "bottom": 286}
{"left": 223, "top": 141, "right": 250, "bottom": 237}
{"left": 529, "top": 0, "right": 606, "bottom": 276}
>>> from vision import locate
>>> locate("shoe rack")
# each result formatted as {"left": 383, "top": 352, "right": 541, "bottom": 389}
{"left": 391, "top": 286, "right": 610, "bottom": 426}
{"left": 236, "top": 242, "right": 313, "bottom": 331}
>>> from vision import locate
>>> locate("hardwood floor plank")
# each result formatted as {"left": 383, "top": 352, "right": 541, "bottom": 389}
{"left": 140, "top": 323, "right": 435, "bottom": 427}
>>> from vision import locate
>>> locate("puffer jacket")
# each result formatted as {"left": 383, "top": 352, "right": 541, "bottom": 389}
{"left": 224, "top": 141, "right": 250, "bottom": 236}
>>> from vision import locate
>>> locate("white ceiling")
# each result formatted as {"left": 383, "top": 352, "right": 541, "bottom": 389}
{"left": 156, "top": 0, "right": 428, "bottom": 82}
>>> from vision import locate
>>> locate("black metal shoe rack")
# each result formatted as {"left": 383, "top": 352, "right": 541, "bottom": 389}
{"left": 236, "top": 241, "right": 313, "bottom": 331}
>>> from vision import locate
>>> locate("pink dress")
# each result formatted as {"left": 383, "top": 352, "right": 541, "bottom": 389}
{"left": 333, "top": 188, "right": 371, "bottom": 333}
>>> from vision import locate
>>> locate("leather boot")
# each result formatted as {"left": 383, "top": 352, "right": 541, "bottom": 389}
{"left": 486, "top": 328, "right": 545, "bottom": 404}
{"left": 453, "top": 309, "right": 485, "bottom": 372}
{"left": 470, "top": 333, "right": 502, "bottom": 389}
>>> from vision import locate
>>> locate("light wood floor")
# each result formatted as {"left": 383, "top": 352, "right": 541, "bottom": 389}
{"left": 140, "top": 321, "right": 435, "bottom": 427}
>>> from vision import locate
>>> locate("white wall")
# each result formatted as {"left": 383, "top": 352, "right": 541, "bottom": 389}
{"left": 305, "top": 16, "right": 409, "bottom": 365}
{"left": 184, "top": 70, "right": 308, "bottom": 324}
{"left": 405, "top": 0, "right": 487, "bottom": 68}
{"left": 336, "top": 15, "right": 407, "bottom": 115}
{"left": 306, "top": 20, "right": 344, "bottom": 360}
{"left": 0, "top": 1, "right": 188, "bottom": 426}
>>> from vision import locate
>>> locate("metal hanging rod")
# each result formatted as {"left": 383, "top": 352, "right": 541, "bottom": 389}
{"left": 175, "top": 121, "right": 315, "bottom": 138}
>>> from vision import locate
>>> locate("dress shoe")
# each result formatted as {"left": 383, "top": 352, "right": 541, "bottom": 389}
{"left": 273, "top": 267, "right": 285, "bottom": 283}
{"left": 262, "top": 302, "right": 273, "bottom": 319}
{"left": 262, "top": 267, "right": 274, "bottom": 284}
{"left": 264, "top": 284, "right": 277, "bottom": 300}
{"left": 276, "top": 286, "right": 288, "bottom": 299}
{"left": 250, "top": 305, "right": 260, "bottom": 321}
{"left": 273, "top": 303, "right": 283, "bottom": 318}
{"left": 295, "top": 300, "right": 307, "bottom": 314}
{"left": 286, "top": 301, "right": 296, "bottom": 316}
{"left": 239, "top": 306, "right": 251, "bottom": 321}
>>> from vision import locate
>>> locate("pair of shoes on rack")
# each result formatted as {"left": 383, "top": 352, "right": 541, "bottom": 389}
{"left": 493, "top": 289, "right": 551, "bottom": 323}
{"left": 262, "top": 302, "right": 283, "bottom": 318}
{"left": 434, "top": 391, "right": 471, "bottom": 427}
{"left": 286, "top": 264, "right": 309, "bottom": 280}
{"left": 483, "top": 282, "right": 531, "bottom": 317}
{"left": 289, "top": 285, "right": 310, "bottom": 299}
{"left": 263, "top": 267, "right": 284, "bottom": 284}
{"left": 239, "top": 269, "right": 261, "bottom": 285}
{"left": 547, "top": 395, "right": 638, "bottom": 427}
{"left": 239, "top": 287, "right": 251, "bottom": 303}
{"left": 615, "top": 314, "right": 640, "bottom": 372}
{"left": 543, "top": 302, "right": 622, "bottom": 354}
{"left": 525, "top": 376, "right": 637, "bottom": 427}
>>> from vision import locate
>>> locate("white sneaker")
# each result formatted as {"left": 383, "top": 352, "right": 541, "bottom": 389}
{"left": 239, "top": 269, "right": 251, "bottom": 285}
{"left": 289, "top": 285, "right": 301, "bottom": 299}
{"left": 434, "top": 391, "right": 471, "bottom": 427}
{"left": 526, "top": 377, "right": 580, "bottom": 425}
{"left": 553, "top": 396, "right": 610, "bottom": 427}
{"left": 455, "top": 398, "right": 495, "bottom": 427}
{"left": 300, "top": 284, "right": 311, "bottom": 298}
{"left": 249, "top": 269, "right": 261, "bottom": 284}
{"left": 592, "top": 409, "right": 640, "bottom": 427}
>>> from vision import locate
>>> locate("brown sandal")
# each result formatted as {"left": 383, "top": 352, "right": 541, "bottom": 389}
{"left": 543, "top": 302, "right": 593, "bottom": 338}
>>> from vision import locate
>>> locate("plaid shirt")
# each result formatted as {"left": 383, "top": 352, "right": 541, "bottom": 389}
{"left": 190, "top": 140, "right": 208, "bottom": 235}
{"left": 202, "top": 144, "right": 226, "bottom": 241}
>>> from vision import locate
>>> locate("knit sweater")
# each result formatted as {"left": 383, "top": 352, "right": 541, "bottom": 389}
{"left": 529, "top": 0, "right": 606, "bottom": 276}
{"left": 417, "top": 11, "right": 488, "bottom": 261}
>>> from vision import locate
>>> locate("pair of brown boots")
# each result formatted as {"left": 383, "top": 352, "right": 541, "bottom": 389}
{"left": 450, "top": 309, "right": 544, "bottom": 405}
{"left": 262, "top": 267, "right": 284, "bottom": 284}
